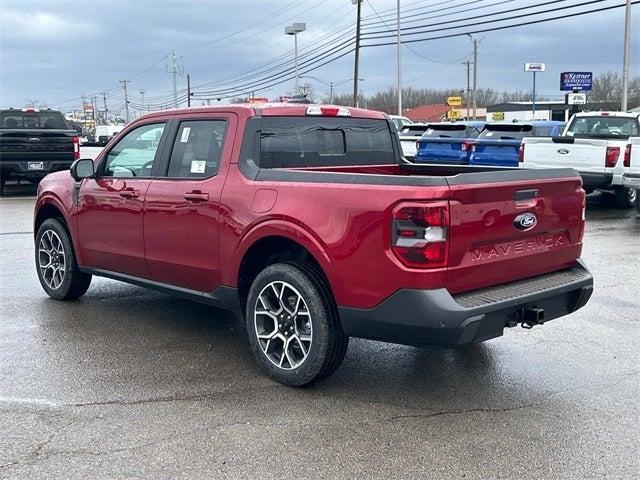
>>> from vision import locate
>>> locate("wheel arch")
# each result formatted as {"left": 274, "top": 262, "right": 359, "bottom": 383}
{"left": 235, "top": 232, "right": 335, "bottom": 312}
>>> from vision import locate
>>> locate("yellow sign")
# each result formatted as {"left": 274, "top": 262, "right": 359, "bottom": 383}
{"left": 447, "top": 110, "right": 460, "bottom": 120}
{"left": 447, "top": 96, "right": 462, "bottom": 106}
{"left": 492, "top": 112, "right": 505, "bottom": 121}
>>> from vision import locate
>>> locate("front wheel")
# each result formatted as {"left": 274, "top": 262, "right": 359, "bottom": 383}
{"left": 35, "top": 218, "right": 92, "bottom": 300}
{"left": 245, "top": 263, "right": 348, "bottom": 386}
{"left": 613, "top": 186, "right": 637, "bottom": 209}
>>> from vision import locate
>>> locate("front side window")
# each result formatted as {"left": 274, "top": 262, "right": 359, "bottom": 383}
{"left": 167, "top": 120, "right": 227, "bottom": 178}
{"left": 102, "top": 123, "right": 165, "bottom": 177}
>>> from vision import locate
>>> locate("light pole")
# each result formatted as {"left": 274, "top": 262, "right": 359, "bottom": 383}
{"left": 396, "top": 0, "right": 402, "bottom": 116}
{"left": 285, "top": 23, "right": 306, "bottom": 95}
{"left": 299, "top": 76, "right": 352, "bottom": 104}
{"left": 467, "top": 34, "right": 480, "bottom": 120}
{"left": 524, "top": 63, "right": 546, "bottom": 120}
{"left": 621, "top": 0, "right": 632, "bottom": 111}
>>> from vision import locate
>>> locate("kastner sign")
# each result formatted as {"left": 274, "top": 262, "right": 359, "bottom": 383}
{"left": 560, "top": 72, "right": 592, "bottom": 91}
{"left": 524, "top": 63, "right": 546, "bottom": 72}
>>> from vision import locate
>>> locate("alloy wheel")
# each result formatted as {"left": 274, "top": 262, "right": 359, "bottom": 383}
{"left": 254, "top": 281, "right": 313, "bottom": 370}
{"left": 38, "top": 230, "right": 66, "bottom": 289}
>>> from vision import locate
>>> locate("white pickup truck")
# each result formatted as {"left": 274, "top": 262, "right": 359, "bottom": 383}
{"left": 623, "top": 136, "right": 640, "bottom": 213}
{"left": 521, "top": 111, "right": 639, "bottom": 208}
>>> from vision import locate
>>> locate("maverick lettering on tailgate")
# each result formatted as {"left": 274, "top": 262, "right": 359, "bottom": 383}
{"left": 469, "top": 233, "right": 570, "bottom": 263}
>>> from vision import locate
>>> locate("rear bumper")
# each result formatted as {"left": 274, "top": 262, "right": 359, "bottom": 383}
{"left": 580, "top": 172, "right": 613, "bottom": 188}
{"left": 338, "top": 260, "right": 593, "bottom": 347}
{"left": 0, "top": 160, "right": 73, "bottom": 179}
{"left": 622, "top": 174, "right": 640, "bottom": 190}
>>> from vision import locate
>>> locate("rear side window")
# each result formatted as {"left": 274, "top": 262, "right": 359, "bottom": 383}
{"left": 478, "top": 124, "right": 533, "bottom": 140}
{"left": 534, "top": 125, "right": 564, "bottom": 137}
{"left": 167, "top": 120, "right": 227, "bottom": 178}
{"left": 259, "top": 117, "right": 395, "bottom": 168}
{"left": 1, "top": 111, "right": 67, "bottom": 129}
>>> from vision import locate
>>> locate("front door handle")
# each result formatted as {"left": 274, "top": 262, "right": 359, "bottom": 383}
{"left": 119, "top": 188, "right": 139, "bottom": 199}
{"left": 184, "top": 191, "right": 209, "bottom": 202}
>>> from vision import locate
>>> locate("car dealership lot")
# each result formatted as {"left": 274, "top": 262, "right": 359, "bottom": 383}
{"left": 0, "top": 193, "right": 638, "bottom": 479}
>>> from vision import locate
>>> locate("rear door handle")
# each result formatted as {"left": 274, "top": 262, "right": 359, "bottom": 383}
{"left": 184, "top": 191, "right": 209, "bottom": 202}
{"left": 119, "top": 188, "right": 139, "bottom": 198}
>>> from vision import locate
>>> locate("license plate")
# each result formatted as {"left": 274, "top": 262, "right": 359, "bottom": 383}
{"left": 28, "top": 162, "right": 44, "bottom": 170}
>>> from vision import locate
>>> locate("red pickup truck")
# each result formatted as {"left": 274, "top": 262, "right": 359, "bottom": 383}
{"left": 34, "top": 104, "right": 593, "bottom": 386}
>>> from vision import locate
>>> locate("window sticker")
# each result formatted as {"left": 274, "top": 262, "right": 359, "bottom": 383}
{"left": 426, "top": 128, "right": 434, "bottom": 135}
{"left": 485, "top": 131, "right": 494, "bottom": 137}
{"left": 190, "top": 160, "right": 206, "bottom": 174}
{"left": 180, "top": 127, "right": 191, "bottom": 143}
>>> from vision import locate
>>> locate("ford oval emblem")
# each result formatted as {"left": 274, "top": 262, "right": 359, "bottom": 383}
{"left": 514, "top": 212, "right": 537, "bottom": 231}
{"left": 29, "top": 137, "right": 40, "bottom": 142}
{"left": 557, "top": 148, "right": 569, "bottom": 154}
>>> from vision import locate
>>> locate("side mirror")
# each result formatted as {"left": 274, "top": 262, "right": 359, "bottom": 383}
{"left": 70, "top": 158, "right": 95, "bottom": 181}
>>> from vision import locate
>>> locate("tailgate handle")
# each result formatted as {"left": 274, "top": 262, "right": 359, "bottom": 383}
{"left": 515, "top": 189, "right": 538, "bottom": 201}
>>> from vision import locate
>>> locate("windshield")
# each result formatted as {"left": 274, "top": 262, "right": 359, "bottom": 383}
{"left": 478, "top": 124, "right": 533, "bottom": 141}
{"left": 566, "top": 116, "right": 639, "bottom": 139}
{"left": 0, "top": 111, "right": 68, "bottom": 129}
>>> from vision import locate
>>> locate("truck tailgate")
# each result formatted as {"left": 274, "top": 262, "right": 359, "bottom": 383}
{"left": 445, "top": 169, "right": 584, "bottom": 293}
{"left": 522, "top": 137, "right": 608, "bottom": 174}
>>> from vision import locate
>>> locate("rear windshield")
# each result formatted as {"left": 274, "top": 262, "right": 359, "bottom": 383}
{"left": 0, "top": 111, "right": 68, "bottom": 129}
{"left": 534, "top": 124, "right": 564, "bottom": 137}
{"left": 259, "top": 117, "right": 396, "bottom": 168}
{"left": 421, "top": 124, "right": 484, "bottom": 139}
{"left": 478, "top": 124, "right": 533, "bottom": 140}
{"left": 399, "top": 125, "right": 429, "bottom": 136}
{"left": 566, "top": 116, "right": 639, "bottom": 139}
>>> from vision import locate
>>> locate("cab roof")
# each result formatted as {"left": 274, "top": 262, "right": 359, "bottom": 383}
{"left": 137, "top": 103, "right": 386, "bottom": 122}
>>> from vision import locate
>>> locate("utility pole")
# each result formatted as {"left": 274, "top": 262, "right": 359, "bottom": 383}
{"left": 169, "top": 49, "right": 183, "bottom": 108}
{"left": 90, "top": 95, "right": 97, "bottom": 122}
{"left": 119, "top": 80, "right": 130, "bottom": 123}
{"left": 471, "top": 36, "right": 478, "bottom": 120}
{"left": 100, "top": 92, "right": 108, "bottom": 124}
{"left": 139, "top": 90, "right": 146, "bottom": 115}
{"left": 396, "top": 0, "right": 402, "bottom": 115}
{"left": 621, "top": 0, "right": 632, "bottom": 111}
{"left": 466, "top": 35, "right": 483, "bottom": 120}
{"left": 187, "top": 74, "right": 191, "bottom": 107}
{"left": 463, "top": 61, "right": 471, "bottom": 120}
{"left": 353, "top": 0, "right": 362, "bottom": 107}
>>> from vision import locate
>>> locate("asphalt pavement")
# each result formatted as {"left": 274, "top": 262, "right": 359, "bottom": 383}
{"left": 0, "top": 187, "right": 638, "bottom": 479}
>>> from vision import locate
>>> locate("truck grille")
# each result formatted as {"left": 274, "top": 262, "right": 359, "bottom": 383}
{"left": 453, "top": 266, "right": 591, "bottom": 308}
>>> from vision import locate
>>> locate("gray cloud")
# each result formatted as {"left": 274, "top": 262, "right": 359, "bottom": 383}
{"left": 0, "top": 0, "right": 637, "bottom": 113}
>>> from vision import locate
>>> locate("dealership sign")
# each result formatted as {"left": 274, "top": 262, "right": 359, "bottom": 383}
{"left": 560, "top": 72, "right": 593, "bottom": 91}
{"left": 524, "top": 63, "right": 546, "bottom": 72}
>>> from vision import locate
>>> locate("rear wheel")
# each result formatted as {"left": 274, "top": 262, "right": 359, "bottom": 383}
{"left": 245, "top": 262, "right": 348, "bottom": 386}
{"left": 613, "top": 186, "right": 637, "bottom": 209}
{"left": 35, "top": 218, "right": 92, "bottom": 300}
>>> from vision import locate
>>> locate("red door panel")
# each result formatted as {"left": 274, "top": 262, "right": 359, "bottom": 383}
{"left": 76, "top": 178, "right": 152, "bottom": 278}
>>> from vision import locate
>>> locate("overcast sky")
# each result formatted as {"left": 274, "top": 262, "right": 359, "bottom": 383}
{"left": 1, "top": 0, "right": 638, "bottom": 114}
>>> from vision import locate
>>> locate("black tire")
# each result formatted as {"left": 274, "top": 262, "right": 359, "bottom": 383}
{"left": 613, "top": 186, "right": 637, "bottom": 209}
{"left": 245, "top": 262, "right": 348, "bottom": 387}
{"left": 636, "top": 191, "right": 640, "bottom": 214}
{"left": 35, "top": 218, "right": 92, "bottom": 300}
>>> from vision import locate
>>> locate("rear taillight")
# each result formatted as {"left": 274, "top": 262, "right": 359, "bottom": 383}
{"left": 579, "top": 189, "right": 586, "bottom": 242}
{"left": 72, "top": 136, "right": 80, "bottom": 159}
{"left": 605, "top": 146, "right": 619, "bottom": 168}
{"left": 461, "top": 140, "right": 474, "bottom": 151}
{"left": 391, "top": 202, "right": 449, "bottom": 269}
{"left": 623, "top": 144, "right": 631, "bottom": 167}
{"left": 518, "top": 144, "right": 525, "bottom": 163}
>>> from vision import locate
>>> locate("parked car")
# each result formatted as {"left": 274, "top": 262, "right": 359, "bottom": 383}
{"left": 33, "top": 103, "right": 593, "bottom": 386}
{"left": 469, "top": 121, "right": 566, "bottom": 168}
{"left": 398, "top": 123, "right": 430, "bottom": 159}
{"left": 521, "top": 111, "right": 639, "bottom": 208}
{"left": 0, "top": 108, "right": 79, "bottom": 194}
{"left": 622, "top": 137, "right": 640, "bottom": 213}
{"left": 94, "top": 125, "right": 124, "bottom": 146}
{"left": 389, "top": 115, "right": 413, "bottom": 132}
{"left": 413, "top": 121, "right": 486, "bottom": 165}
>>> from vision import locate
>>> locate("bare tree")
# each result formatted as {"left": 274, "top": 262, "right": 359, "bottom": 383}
{"left": 25, "top": 99, "right": 50, "bottom": 108}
